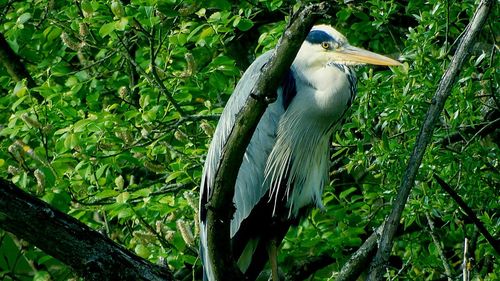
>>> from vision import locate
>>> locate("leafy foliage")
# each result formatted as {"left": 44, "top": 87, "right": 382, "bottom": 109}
{"left": 0, "top": 0, "right": 498, "bottom": 280}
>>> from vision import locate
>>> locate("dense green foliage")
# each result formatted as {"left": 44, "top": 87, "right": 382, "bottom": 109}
{"left": 0, "top": 0, "right": 498, "bottom": 280}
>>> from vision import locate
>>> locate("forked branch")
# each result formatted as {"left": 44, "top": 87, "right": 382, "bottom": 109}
{"left": 367, "top": 0, "right": 495, "bottom": 279}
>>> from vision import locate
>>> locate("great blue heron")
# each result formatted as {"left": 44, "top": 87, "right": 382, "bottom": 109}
{"left": 199, "top": 24, "right": 401, "bottom": 281}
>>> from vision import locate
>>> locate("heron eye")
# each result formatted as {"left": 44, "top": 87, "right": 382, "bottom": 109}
{"left": 321, "top": 42, "right": 331, "bottom": 49}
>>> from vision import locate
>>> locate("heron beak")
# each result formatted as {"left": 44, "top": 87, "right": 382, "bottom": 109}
{"left": 335, "top": 45, "right": 402, "bottom": 66}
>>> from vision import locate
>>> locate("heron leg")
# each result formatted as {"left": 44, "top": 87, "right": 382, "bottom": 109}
{"left": 268, "top": 239, "right": 279, "bottom": 281}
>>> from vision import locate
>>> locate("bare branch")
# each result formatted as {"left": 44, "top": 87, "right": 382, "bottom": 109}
{"left": 433, "top": 174, "right": 500, "bottom": 254}
{"left": 367, "top": 0, "right": 496, "bottom": 279}
{"left": 463, "top": 238, "right": 471, "bottom": 281}
{"left": 0, "top": 178, "right": 173, "bottom": 281}
{"left": 205, "top": 3, "right": 331, "bottom": 280}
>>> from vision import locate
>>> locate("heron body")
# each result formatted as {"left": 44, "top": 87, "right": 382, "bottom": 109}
{"left": 199, "top": 25, "right": 400, "bottom": 281}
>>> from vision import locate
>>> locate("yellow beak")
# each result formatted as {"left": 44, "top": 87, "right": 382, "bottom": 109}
{"left": 336, "top": 45, "right": 401, "bottom": 66}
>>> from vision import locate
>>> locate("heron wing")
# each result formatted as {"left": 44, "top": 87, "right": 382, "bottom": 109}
{"left": 200, "top": 50, "right": 290, "bottom": 280}
{"left": 200, "top": 50, "right": 290, "bottom": 233}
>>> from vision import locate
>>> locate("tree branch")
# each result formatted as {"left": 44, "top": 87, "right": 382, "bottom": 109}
{"left": 367, "top": 0, "right": 495, "bottom": 279}
{"left": 288, "top": 217, "right": 439, "bottom": 281}
{"left": 0, "top": 178, "right": 173, "bottom": 281}
{"left": 205, "top": 3, "right": 331, "bottom": 280}
{"left": 433, "top": 174, "right": 500, "bottom": 254}
{"left": 0, "top": 32, "right": 43, "bottom": 102}
{"left": 336, "top": 225, "right": 383, "bottom": 281}
{"left": 285, "top": 225, "right": 386, "bottom": 281}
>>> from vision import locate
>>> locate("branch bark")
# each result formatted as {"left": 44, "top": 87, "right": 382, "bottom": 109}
{"left": 367, "top": 0, "right": 495, "bottom": 279}
{"left": 205, "top": 3, "right": 331, "bottom": 280}
{"left": 337, "top": 225, "right": 384, "bottom": 281}
{"left": 0, "top": 178, "right": 173, "bottom": 281}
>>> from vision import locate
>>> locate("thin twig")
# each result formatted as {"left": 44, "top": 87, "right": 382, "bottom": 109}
{"left": 425, "top": 212, "right": 453, "bottom": 280}
{"left": 462, "top": 117, "right": 500, "bottom": 150}
{"left": 117, "top": 33, "right": 186, "bottom": 116}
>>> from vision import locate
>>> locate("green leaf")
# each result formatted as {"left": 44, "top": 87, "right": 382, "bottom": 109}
{"left": 115, "top": 17, "right": 129, "bottom": 31}
{"left": 339, "top": 187, "right": 357, "bottom": 200}
{"left": 235, "top": 18, "right": 253, "bottom": 31}
{"left": 95, "top": 164, "right": 109, "bottom": 179}
{"left": 131, "top": 188, "right": 152, "bottom": 198}
{"left": 16, "top": 13, "right": 31, "bottom": 25}
{"left": 116, "top": 191, "right": 130, "bottom": 203}
{"left": 11, "top": 95, "right": 28, "bottom": 110}
{"left": 208, "top": 0, "right": 231, "bottom": 10}
{"left": 64, "top": 133, "right": 79, "bottom": 149}
{"left": 33, "top": 271, "right": 50, "bottom": 281}
{"left": 134, "top": 244, "right": 150, "bottom": 258}
{"left": 165, "top": 171, "right": 184, "bottom": 183}
{"left": 73, "top": 119, "right": 91, "bottom": 132}
{"left": 42, "top": 191, "right": 71, "bottom": 212}
{"left": 99, "top": 22, "right": 116, "bottom": 37}
{"left": 13, "top": 81, "right": 27, "bottom": 97}
{"left": 94, "top": 189, "right": 119, "bottom": 200}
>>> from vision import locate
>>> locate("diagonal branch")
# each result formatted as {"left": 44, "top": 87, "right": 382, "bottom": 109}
{"left": 0, "top": 32, "right": 43, "bottom": 102}
{"left": 433, "top": 174, "right": 500, "bottom": 254}
{"left": 0, "top": 178, "right": 173, "bottom": 281}
{"left": 336, "top": 225, "right": 384, "bottom": 281}
{"left": 205, "top": 3, "right": 331, "bottom": 280}
{"left": 367, "top": 0, "right": 495, "bottom": 279}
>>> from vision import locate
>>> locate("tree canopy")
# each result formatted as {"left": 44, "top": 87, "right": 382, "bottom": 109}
{"left": 0, "top": 0, "right": 498, "bottom": 280}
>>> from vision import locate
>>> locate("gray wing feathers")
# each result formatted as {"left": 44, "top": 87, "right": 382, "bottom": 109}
{"left": 200, "top": 50, "right": 284, "bottom": 236}
{"left": 200, "top": 51, "right": 278, "bottom": 281}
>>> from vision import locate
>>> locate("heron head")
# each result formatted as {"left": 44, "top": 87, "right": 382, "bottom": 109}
{"left": 296, "top": 24, "right": 401, "bottom": 68}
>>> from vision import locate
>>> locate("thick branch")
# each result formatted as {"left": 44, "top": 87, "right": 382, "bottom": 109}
{"left": 289, "top": 218, "right": 436, "bottom": 281}
{"left": 0, "top": 178, "right": 173, "bottom": 281}
{"left": 367, "top": 0, "right": 495, "bottom": 279}
{"left": 336, "top": 225, "right": 383, "bottom": 281}
{"left": 433, "top": 174, "right": 500, "bottom": 254}
{"left": 205, "top": 3, "right": 331, "bottom": 280}
{"left": 0, "top": 32, "right": 43, "bottom": 102}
